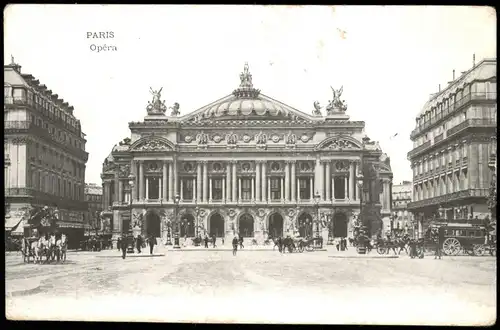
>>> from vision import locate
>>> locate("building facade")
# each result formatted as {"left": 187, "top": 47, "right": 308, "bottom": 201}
{"left": 407, "top": 58, "right": 497, "bottom": 233}
{"left": 101, "top": 64, "right": 393, "bottom": 246}
{"left": 391, "top": 181, "right": 415, "bottom": 237}
{"left": 4, "top": 59, "right": 88, "bottom": 246}
{"left": 84, "top": 183, "right": 106, "bottom": 235}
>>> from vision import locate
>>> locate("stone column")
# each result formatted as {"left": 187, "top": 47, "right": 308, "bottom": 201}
{"left": 280, "top": 177, "right": 284, "bottom": 201}
{"left": 238, "top": 178, "right": 242, "bottom": 202}
{"left": 139, "top": 161, "right": 144, "bottom": 200}
{"left": 145, "top": 177, "right": 149, "bottom": 200}
{"left": 268, "top": 177, "right": 271, "bottom": 201}
{"left": 173, "top": 158, "right": 178, "bottom": 198}
{"left": 309, "top": 177, "right": 313, "bottom": 201}
{"left": 285, "top": 161, "right": 290, "bottom": 202}
{"left": 314, "top": 158, "right": 321, "bottom": 200}
{"left": 262, "top": 162, "right": 267, "bottom": 202}
{"left": 180, "top": 180, "right": 184, "bottom": 202}
{"left": 114, "top": 173, "right": 119, "bottom": 202}
{"left": 325, "top": 161, "right": 331, "bottom": 201}
{"left": 251, "top": 177, "right": 255, "bottom": 201}
{"left": 193, "top": 178, "right": 197, "bottom": 201}
{"left": 203, "top": 161, "right": 208, "bottom": 203}
{"left": 232, "top": 161, "right": 237, "bottom": 202}
{"left": 291, "top": 161, "right": 296, "bottom": 202}
{"left": 118, "top": 180, "right": 123, "bottom": 203}
{"left": 255, "top": 162, "right": 261, "bottom": 202}
{"left": 297, "top": 178, "right": 300, "bottom": 202}
{"left": 131, "top": 160, "right": 137, "bottom": 201}
{"left": 159, "top": 177, "right": 162, "bottom": 200}
{"left": 222, "top": 177, "right": 226, "bottom": 201}
{"left": 163, "top": 161, "right": 168, "bottom": 201}
{"left": 168, "top": 162, "right": 173, "bottom": 202}
{"left": 349, "top": 161, "right": 355, "bottom": 200}
{"left": 332, "top": 176, "right": 335, "bottom": 200}
{"left": 344, "top": 175, "right": 348, "bottom": 200}
{"left": 197, "top": 162, "right": 202, "bottom": 202}
{"left": 209, "top": 178, "right": 213, "bottom": 202}
{"left": 226, "top": 164, "right": 231, "bottom": 202}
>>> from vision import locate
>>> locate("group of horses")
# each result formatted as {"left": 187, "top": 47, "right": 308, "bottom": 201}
{"left": 263, "top": 236, "right": 320, "bottom": 253}
{"left": 348, "top": 235, "right": 414, "bottom": 255}
{"left": 21, "top": 233, "right": 68, "bottom": 264}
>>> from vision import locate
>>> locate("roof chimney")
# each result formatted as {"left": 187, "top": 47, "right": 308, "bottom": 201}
{"left": 453, "top": 69, "right": 455, "bottom": 80}
{"left": 473, "top": 53, "right": 476, "bottom": 67}
{"left": 438, "top": 84, "right": 441, "bottom": 92}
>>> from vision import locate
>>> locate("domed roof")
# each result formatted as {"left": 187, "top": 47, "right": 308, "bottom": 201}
{"left": 202, "top": 98, "right": 289, "bottom": 119}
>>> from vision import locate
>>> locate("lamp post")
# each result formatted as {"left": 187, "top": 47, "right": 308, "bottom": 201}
{"left": 313, "top": 191, "right": 321, "bottom": 248}
{"left": 391, "top": 211, "right": 397, "bottom": 237}
{"left": 127, "top": 174, "right": 135, "bottom": 253}
{"left": 356, "top": 174, "right": 364, "bottom": 232}
{"left": 173, "top": 193, "right": 181, "bottom": 249}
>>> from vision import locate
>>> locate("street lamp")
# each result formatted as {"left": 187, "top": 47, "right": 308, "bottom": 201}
{"left": 356, "top": 174, "right": 364, "bottom": 231}
{"left": 173, "top": 193, "right": 181, "bottom": 249}
{"left": 127, "top": 173, "right": 135, "bottom": 253}
{"left": 313, "top": 191, "right": 321, "bottom": 248}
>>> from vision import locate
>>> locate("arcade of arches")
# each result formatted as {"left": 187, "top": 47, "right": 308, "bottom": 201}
{"left": 298, "top": 213, "right": 313, "bottom": 238}
{"left": 146, "top": 212, "right": 161, "bottom": 238}
{"left": 239, "top": 214, "right": 254, "bottom": 237}
{"left": 268, "top": 213, "right": 284, "bottom": 238}
{"left": 332, "top": 212, "right": 348, "bottom": 238}
{"left": 209, "top": 213, "right": 225, "bottom": 237}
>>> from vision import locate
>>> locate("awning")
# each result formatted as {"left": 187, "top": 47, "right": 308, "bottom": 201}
{"left": 11, "top": 219, "right": 27, "bottom": 236}
{"left": 5, "top": 215, "right": 24, "bottom": 230}
{"left": 57, "top": 221, "right": 84, "bottom": 229}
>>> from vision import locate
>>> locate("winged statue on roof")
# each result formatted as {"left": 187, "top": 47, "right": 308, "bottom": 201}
{"left": 326, "top": 85, "right": 348, "bottom": 115}
{"left": 147, "top": 87, "right": 167, "bottom": 114}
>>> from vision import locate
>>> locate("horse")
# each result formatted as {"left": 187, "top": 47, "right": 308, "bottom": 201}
{"left": 55, "top": 234, "right": 68, "bottom": 262}
{"left": 46, "top": 233, "right": 58, "bottom": 262}
{"left": 21, "top": 237, "right": 34, "bottom": 263}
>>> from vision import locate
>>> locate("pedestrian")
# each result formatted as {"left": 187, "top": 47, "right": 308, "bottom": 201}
{"left": 120, "top": 234, "right": 127, "bottom": 259}
{"left": 212, "top": 235, "right": 217, "bottom": 248}
{"left": 277, "top": 236, "right": 283, "bottom": 253}
{"left": 239, "top": 236, "right": 244, "bottom": 249}
{"left": 335, "top": 238, "right": 340, "bottom": 251}
{"left": 222, "top": 237, "right": 225, "bottom": 246}
{"left": 148, "top": 235, "right": 156, "bottom": 255}
{"left": 117, "top": 237, "right": 121, "bottom": 251}
{"left": 204, "top": 235, "right": 209, "bottom": 248}
{"left": 136, "top": 235, "right": 143, "bottom": 254}
{"left": 344, "top": 237, "right": 349, "bottom": 251}
{"left": 435, "top": 227, "right": 444, "bottom": 260}
{"left": 232, "top": 236, "right": 238, "bottom": 256}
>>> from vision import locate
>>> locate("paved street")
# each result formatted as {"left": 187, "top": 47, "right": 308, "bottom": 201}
{"left": 5, "top": 247, "right": 496, "bottom": 325}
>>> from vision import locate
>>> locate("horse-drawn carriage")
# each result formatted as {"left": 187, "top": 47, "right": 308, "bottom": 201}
{"left": 375, "top": 235, "right": 411, "bottom": 255}
{"left": 424, "top": 222, "right": 496, "bottom": 256}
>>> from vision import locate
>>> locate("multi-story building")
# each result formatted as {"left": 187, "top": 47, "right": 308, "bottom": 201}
{"left": 101, "top": 63, "right": 393, "bottom": 246}
{"left": 407, "top": 58, "right": 497, "bottom": 234}
{"left": 84, "top": 183, "right": 105, "bottom": 235}
{"left": 391, "top": 181, "right": 415, "bottom": 237}
{"left": 4, "top": 59, "right": 89, "bottom": 248}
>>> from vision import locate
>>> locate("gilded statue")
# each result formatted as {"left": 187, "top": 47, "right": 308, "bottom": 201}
{"left": 326, "top": 86, "right": 348, "bottom": 115}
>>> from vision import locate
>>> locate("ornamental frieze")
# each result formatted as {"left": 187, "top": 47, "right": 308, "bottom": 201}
{"left": 118, "top": 164, "right": 131, "bottom": 177}
{"left": 134, "top": 139, "right": 172, "bottom": 151}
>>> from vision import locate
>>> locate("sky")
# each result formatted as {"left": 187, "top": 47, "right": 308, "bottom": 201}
{"left": 4, "top": 5, "right": 496, "bottom": 186}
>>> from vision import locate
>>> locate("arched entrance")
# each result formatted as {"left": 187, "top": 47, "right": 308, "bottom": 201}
{"left": 298, "top": 213, "right": 313, "bottom": 238}
{"left": 268, "top": 213, "right": 284, "bottom": 238}
{"left": 180, "top": 214, "right": 195, "bottom": 237}
{"left": 333, "top": 213, "right": 348, "bottom": 238}
{"left": 208, "top": 213, "right": 225, "bottom": 237}
{"left": 146, "top": 212, "right": 161, "bottom": 238}
{"left": 239, "top": 214, "right": 254, "bottom": 237}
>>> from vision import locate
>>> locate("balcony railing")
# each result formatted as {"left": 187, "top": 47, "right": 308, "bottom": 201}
{"left": 407, "top": 188, "right": 489, "bottom": 209}
{"left": 5, "top": 121, "right": 88, "bottom": 161}
{"left": 408, "top": 140, "right": 431, "bottom": 158}
{"left": 411, "top": 92, "right": 497, "bottom": 138}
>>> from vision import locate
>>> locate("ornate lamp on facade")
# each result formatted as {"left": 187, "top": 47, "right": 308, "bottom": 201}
{"left": 173, "top": 193, "right": 181, "bottom": 249}
{"left": 127, "top": 173, "right": 135, "bottom": 253}
{"left": 313, "top": 191, "right": 322, "bottom": 248}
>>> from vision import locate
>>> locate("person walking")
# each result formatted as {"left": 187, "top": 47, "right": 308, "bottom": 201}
{"left": 148, "top": 235, "right": 156, "bottom": 255}
{"left": 435, "top": 227, "right": 444, "bottom": 260}
{"left": 277, "top": 236, "right": 283, "bottom": 253}
{"left": 222, "top": 237, "right": 225, "bottom": 246}
{"left": 212, "top": 235, "right": 217, "bottom": 248}
{"left": 120, "top": 234, "right": 128, "bottom": 259}
{"left": 117, "top": 237, "right": 122, "bottom": 251}
{"left": 204, "top": 235, "right": 209, "bottom": 248}
{"left": 136, "top": 234, "right": 143, "bottom": 254}
{"left": 232, "top": 236, "right": 238, "bottom": 256}
{"left": 239, "top": 235, "right": 244, "bottom": 249}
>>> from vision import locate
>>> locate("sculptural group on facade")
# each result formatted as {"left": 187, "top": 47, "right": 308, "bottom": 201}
{"left": 147, "top": 87, "right": 167, "bottom": 115}
{"left": 196, "top": 132, "right": 209, "bottom": 146}
{"left": 313, "top": 86, "right": 348, "bottom": 116}
{"left": 285, "top": 131, "right": 297, "bottom": 146}
{"left": 226, "top": 133, "right": 238, "bottom": 147}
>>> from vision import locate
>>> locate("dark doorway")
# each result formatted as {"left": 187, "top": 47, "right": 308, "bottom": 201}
{"left": 180, "top": 214, "right": 195, "bottom": 237}
{"left": 146, "top": 212, "right": 161, "bottom": 238}
{"left": 268, "top": 213, "right": 284, "bottom": 238}
{"left": 209, "top": 213, "right": 225, "bottom": 237}
{"left": 333, "top": 212, "right": 348, "bottom": 238}
{"left": 239, "top": 214, "right": 254, "bottom": 237}
{"left": 298, "top": 213, "right": 313, "bottom": 238}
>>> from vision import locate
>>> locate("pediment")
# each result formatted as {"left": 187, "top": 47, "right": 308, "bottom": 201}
{"left": 129, "top": 136, "right": 175, "bottom": 152}
{"left": 315, "top": 135, "right": 362, "bottom": 151}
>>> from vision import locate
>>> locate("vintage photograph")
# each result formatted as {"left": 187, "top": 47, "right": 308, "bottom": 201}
{"left": 4, "top": 4, "right": 496, "bottom": 325}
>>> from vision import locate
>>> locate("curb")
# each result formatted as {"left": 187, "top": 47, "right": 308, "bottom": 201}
{"left": 166, "top": 248, "right": 329, "bottom": 252}
{"left": 95, "top": 254, "right": 166, "bottom": 258}
{"left": 328, "top": 255, "right": 400, "bottom": 259}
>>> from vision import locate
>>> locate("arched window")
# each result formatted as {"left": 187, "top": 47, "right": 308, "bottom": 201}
{"left": 239, "top": 214, "right": 254, "bottom": 237}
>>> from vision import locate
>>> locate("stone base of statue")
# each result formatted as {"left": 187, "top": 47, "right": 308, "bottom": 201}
{"left": 325, "top": 112, "right": 349, "bottom": 121}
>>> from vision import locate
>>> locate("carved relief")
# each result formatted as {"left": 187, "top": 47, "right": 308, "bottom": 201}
{"left": 326, "top": 139, "right": 357, "bottom": 150}
{"left": 136, "top": 140, "right": 171, "bottom": 151}
{"left": 285, "top": 131, "right": 297, "bottom": 149}
{"left": 226, "top": 132, "right": 238, "bottom": 148}
{"left": 255, "top": 131, "right": 267, "bottom": 150}
{"left": 196, "top": 132, "right": 209, "bottom": 148}
{"left": 242, "top": 134, "right": 252, "bottom": 143}
{"left": 12, "top": 137, "right": 29, "bottom": 145}
{"left": 212, "top": 134, "right": 223, "bottom": 143}
{"left": 334, "top": 160, "right": 350, "bottom": 172}
{"left": 184, "top": 135, "right": 193, "bottom": 143}
{"left": 119, "top": 164, "right": 131, "bottom": 177}
{"left": 271, "top": 134, "right": 280, "bottom": 143}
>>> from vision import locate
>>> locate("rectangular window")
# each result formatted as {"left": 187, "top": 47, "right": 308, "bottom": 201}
{"left": 299, "top": 178, "right": 310, "bottom": 200}
{"left": 334, "top": 176, "right": 346, "bottom": 199}
{"left": 270, "top": 178, "right": 281, "bottom": 200}
{"left": 212, "top": 178, "right": 223, "bottom": 200}
{"left": 182, "top": 179, "right": 194, "bottom": 200}
{"left": 242, "top": 178, "right": 251, "bottom": 200}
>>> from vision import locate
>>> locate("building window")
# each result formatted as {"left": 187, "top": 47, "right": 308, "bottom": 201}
{"left": 334, "top": 176, "right": 346, "bottom": 199}
{"left": 270, "top": 178, "right": 281, "bottom": 200}
{"left": 299, "top": 178, "right": 310, "bottom": 200}
{"left": 212, "top": 178, "right": 223, "bottom": 200}
{"left": 241, "top": 178, "right": 251, "bottom": 200}
{"left": 147, "top": 177, "right": 160, "bottom": 200}
{"left": 182, "top": 178, "right": 193, "bottom": 200}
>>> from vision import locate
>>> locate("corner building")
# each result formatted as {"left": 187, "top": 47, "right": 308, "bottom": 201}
{"left": 101, "top": 64, "right": 393, "bottom": 246}
{"left": 4, "top": 60, "right": 89, "bottom": 247}
{"left": 407, "top": 58, "right": 497, "bottom": 232}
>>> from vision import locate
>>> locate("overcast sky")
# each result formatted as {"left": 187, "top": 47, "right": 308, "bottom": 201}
{"left": 4, "top": 5, "right": 496, "bottom": 186}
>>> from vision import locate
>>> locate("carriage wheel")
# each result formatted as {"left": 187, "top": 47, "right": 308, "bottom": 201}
{"left": 306, "top": 244, "right": 314, "bottom": 252}
{"left": 377, "top": 246, "right": 387, "bottom": 255}
{"left": 489, "top": 246, "right": 496, "bottom": 256}
{"left": 472, "top": 244, "right": 485, "bottom": 256}
{"left": 442, "top": 238, "right": 461, "bottom": 256}
{"left": 298, "top": 244, "right": 304, "bottom": 253}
